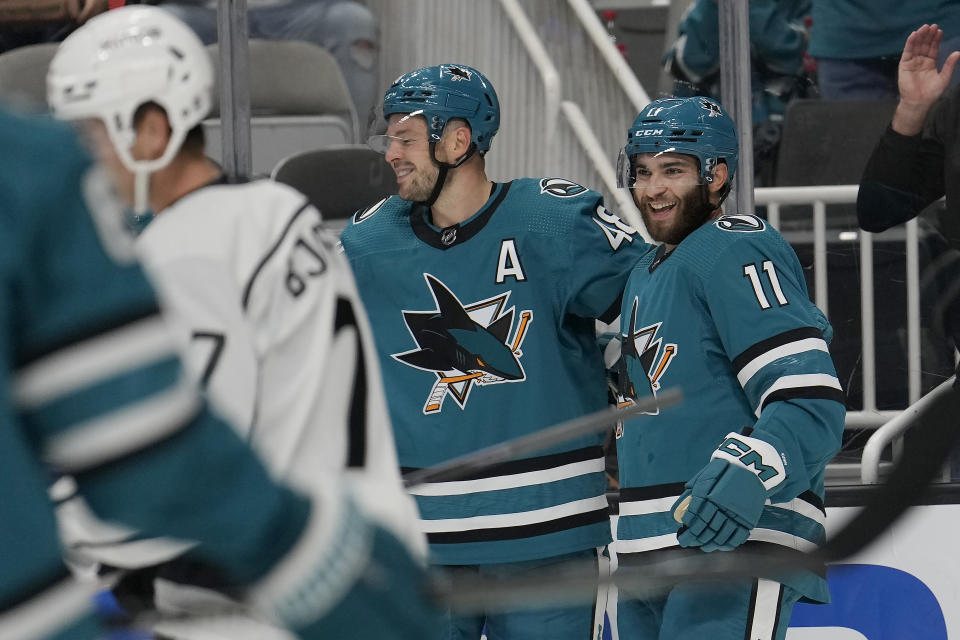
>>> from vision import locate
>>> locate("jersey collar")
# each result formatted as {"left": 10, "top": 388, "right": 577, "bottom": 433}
{"left": 410, "top": 181, "right": 512, "bottom": 249}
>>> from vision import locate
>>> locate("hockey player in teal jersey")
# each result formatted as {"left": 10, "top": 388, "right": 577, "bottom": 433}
{"left": 610, "top": 96, "right": 845, "bottom": 640}
{"left": 0, "top": 104, "right": 437, "bottom": 639}
{"left": 339, "top": 63, "right": 652, "bottom": 639}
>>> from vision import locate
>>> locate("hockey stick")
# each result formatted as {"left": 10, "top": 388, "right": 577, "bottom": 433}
{"left": 430, "top": 377, "right": 960, "bottom": 613}
{"left": 402, "top": 388, "right": 682, "bottom": 489}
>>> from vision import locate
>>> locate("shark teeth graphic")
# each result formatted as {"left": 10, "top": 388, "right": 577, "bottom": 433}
{"left": 393, "top": 274, "right": 533, "bottom": 414}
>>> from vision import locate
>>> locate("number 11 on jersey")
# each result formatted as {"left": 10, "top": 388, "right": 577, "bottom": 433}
{"left": 743, "top": 260, "right": 789, "bottom": 309}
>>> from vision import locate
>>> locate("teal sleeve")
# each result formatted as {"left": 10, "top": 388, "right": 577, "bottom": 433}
{"left": 14, "top": 121, "right": 306, "bottom": 585}
{"left": 703, "top": 235, "right": 844, "bottom": 500}
{"left": 565, "top": 197, "right": 651, "bottom": 322}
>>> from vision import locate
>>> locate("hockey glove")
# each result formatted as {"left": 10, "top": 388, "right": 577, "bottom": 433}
{"left": 250, "top": 490, "right": 440, "bottom": 639}
{"left": 672, "top": 432, "right": 786, "bottom": 552}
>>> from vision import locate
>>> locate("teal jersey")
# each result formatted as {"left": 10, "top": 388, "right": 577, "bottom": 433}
{"left": 0, "top": 110, "right": 308, "bottom": 627}
{"left": 615, "top": 214, "right": 844, "bottom": 603}
{"left": 340, "top": 178, "right": 651, "bottom": 565}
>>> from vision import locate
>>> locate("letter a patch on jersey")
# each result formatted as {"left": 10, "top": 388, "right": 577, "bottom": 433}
{"left": 392, "top": 274, "right": 533, "bottom": 415}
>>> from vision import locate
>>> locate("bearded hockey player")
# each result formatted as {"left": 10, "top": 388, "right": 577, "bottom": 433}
{"left": 339, "top": 63, "right": 653, "bottom": 639}
{"left": 611, "top": 96, "right": 845, "bottom": 640}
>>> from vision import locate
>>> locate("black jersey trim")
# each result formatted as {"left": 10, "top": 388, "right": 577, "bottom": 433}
{"left": 795, "top": 490, "right": 826, "bottom": 515}
{"left": 731, "top": 327, "right": 824, "bottom": 374}
{"left": 743, "top": 579, "right": 760, "bottom": 640}
{"left": 599, "top": 292, "right": 624, "bottom": 324}
{"left": 427, "top": 506, "right": 609, "bottom": 544}
{"left": 241, "top": 201, "right": 313, "bottom": 310}
{"left": 401, "top": 445, "right": 604, "bottom": 482}
{"left": 334, "top": 297, "right": 367, "bottom": 468}
{"left": 410, "top": 181, "right": 512, "bottom": 250}
{"left": 760, "top": 386, "right": 846, "bottom": 413}
{"left": 16, "top": 303, "right": 162, "bottom": 369}
{"left": 619, "top": 482, "right": 688, "bottom": 502}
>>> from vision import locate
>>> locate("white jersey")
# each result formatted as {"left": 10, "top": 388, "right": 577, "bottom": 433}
{"left": 56, "top": 179, "right": 423, "bottom": 577}
{"left": 135, "top": 179, "right": 423, "bottom": 555}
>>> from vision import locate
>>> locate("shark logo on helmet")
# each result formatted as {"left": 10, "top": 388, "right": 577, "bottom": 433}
{"left": 446, "top": 66, "right": 472, "bottom": 82}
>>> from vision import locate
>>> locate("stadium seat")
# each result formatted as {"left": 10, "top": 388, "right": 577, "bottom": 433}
{"left": 0, "top": 42, "right": 58, "bottom": 111}
{"left": 204, "top": 39, "right": 360, "bottom": 176}
{"left": 271, "top": 144, "right": 397, "bottom": 224}
{"left": 775, "top": 98, "right": 898, "bottom": 188}
{"left": 0, "top": 39, "right": 358, "bottom": 178}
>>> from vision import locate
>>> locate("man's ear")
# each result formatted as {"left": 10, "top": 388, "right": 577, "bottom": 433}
{"left": 133, "top": 108, "right": 172, "bottom": 161}
{"left": 708, "top": 162, "right": 729, "bottom": 195}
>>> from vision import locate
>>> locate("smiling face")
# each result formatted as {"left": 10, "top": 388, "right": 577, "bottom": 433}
{"left": 382, "top": 113, "right": 441, "bottom": 202}
{"left": 629, "top": 152, "right": 724, "bottom": 248}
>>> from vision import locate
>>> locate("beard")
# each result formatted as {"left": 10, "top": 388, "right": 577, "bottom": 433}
{"left": 639, "top": 184, "right": 715, "bottom": 246}
{"left": 398, "top": 165, "right": 441, "bottom": 203}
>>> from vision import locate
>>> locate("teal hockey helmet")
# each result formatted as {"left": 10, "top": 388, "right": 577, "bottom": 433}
{"left": 382, "top": 63, "right": 500, "bottom": 152}
{"left": 618, "top": 96, "right": 738, "bottom": 188}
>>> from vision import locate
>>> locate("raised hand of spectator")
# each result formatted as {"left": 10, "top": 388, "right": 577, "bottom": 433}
{"left": 64, "top": 0, "right": 109, "bottom": 24}
{"left": 893, "top": 23, "right": 960, "bottom": 134}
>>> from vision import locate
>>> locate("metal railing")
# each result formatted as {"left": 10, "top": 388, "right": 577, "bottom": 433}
{"left": 755, "top": 185, "right": 922, "bottom": 430}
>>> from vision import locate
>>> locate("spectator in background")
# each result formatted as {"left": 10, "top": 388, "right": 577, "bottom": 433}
{"left": 858, "top": 24, "right": 960, "bottom": 245}
{"left": 0, "top": 0, "right": 110, "bottom": 53}
{"left": 809, "top": 0, "right": 960, "bottom": 100}
{"left": 662, "top": 0, "right": 814, "bottom": 185}
{"left": 158, "top": 0, "right": 379, "bottom": 124}
{"left": 858, "top": 24, "right": 960, "bottom": 400}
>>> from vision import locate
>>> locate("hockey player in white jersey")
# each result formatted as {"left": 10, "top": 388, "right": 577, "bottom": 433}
{"left": 46, "top": 6, "right": 431, "bottom": 637}
{"left": 0, "top": 100, "right": 437, "bottom": 639}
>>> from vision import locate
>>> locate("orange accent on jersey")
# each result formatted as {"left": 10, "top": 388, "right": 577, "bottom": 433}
{"left": 425, "top": 403, "right": 441, "bottom": 412}
{"left": 511, "top": 311, "right": 533, "bottom": 353}
{"left": 440, "top": 372, "right": 484, "bottom": 384}
{"left": 652, "top": 344, "right": 676, "bottom": 384}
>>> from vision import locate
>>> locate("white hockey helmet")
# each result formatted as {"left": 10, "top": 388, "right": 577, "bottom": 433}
{"left": 47, "top": 5, "right": 213, "bottom": 175}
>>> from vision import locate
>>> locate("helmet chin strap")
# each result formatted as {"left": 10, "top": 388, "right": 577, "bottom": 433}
{"left": 134, "top": 170, "right": 151, "bottom": 215}
{"left": 418, "top": 142, "right": 478, "bottom": 208}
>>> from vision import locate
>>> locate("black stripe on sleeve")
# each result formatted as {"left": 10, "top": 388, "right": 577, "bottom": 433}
{"left": 797, "top": 490, "right": 826, "bottom": 515}
{"left": 241, "top": 201, "right": 313, "bottom": 310}
{"left": 619, "top": 482, "right": 688, "bottom": 503}
{"left": 426, "top": 507, "right": 609, "bottom": 544}
{"left": 731, "top": 327, "right": 824, "bottom": 375}
{"left": 335, "top": 297, "right": 367, "bottom": 468}
{"left": 759, "top": 386, "right": 846, "bottom": 413}
{"left": 401, "top": 445, "right": 604, "bottom": 482}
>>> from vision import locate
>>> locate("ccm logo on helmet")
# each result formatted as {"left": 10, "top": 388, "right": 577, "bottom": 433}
{"left": 634, "top": 129, "right": 664, "bottom": 137}
{"left": 540, "top": 178, "right": 587, "bottom": 198}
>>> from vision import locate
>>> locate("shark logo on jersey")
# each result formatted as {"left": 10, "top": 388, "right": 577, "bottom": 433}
{"left": 715, "top": 214, "right": 765, "bottom": 233}
{"left": 393, "top": 274, "right": 533, "bottom": 415}
{"left": 353, "top": 197, "right": 389, "bottom": 225}
{"left": 539, "top": 178, "right": 587, "bottom": 198}
{"left": 615, "top": 297, "right": 677, "bottom": 436}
